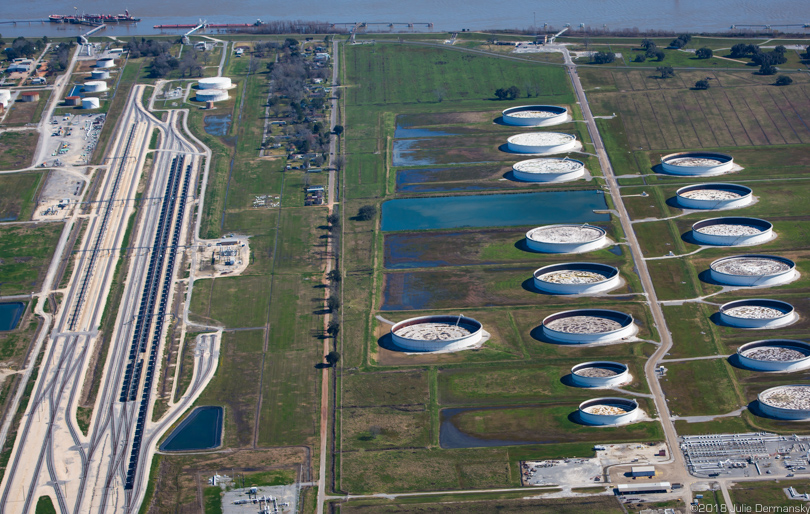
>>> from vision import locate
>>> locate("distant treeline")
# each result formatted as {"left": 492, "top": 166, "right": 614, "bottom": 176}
{"left": 240, "top": 20, "right": 347, "bottom": 35}
{"left": 490, "top": 26, "right": 810, "bottom": 39}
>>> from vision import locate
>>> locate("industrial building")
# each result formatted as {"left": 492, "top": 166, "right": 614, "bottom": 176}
{"left": 501, "top": 105, "right": 568, "bottom": 127}
{"left": 391, "top": 315, "right": 484, "bottom": 352}
{"left": 718, "top": 299, "right": 796, "bottom": 329}
{"left": 616, "top": 482, "right": 671, "bottom": 495}
{"left": 533, "top": 262, "right": 620, "bottom": 295}
{"left": 64, "top": 96, "right": 81, "bottom": 106}
{"left": 708, "top": 255, "right": 796, "bottom": 287}
{"left": 630, "top": 466, "right": 656, "bottom": 478}
{"left": 661, "top": 151, "right": 734, "bottom": 176}
{"left": 20, "top": 91, "right": 39, "bottom": 102}
{"left": 676, "top": 183, "right": 753, "bottom": 210}
{"left": 691, "top": 217, "right": 774, "bottom": 246}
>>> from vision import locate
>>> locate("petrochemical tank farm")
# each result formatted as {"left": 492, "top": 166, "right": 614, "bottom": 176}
{"left": 757, "top": 385, "right": 810, "bottom": 420}
{"left": 525, "top": 224, "right": 607, "bottom": 254}
{"left": 96, "top": 57, "right": 115, "bottom": 68}
{"left": 83, "top": 80, "right": 107, "bottom": 93}
{"left": 578, "top": 397, "right": 640, "bottom": 425}
{"left": 542, "top": 309, "right": 636, "bottom": 344}
{"left": 737, "top": 340, "right": 810, "bottom": 372}
{"left": 532, "top": 262, "right": 620, "bottom": 295}
{"left": 91, "top": 70, "right": 110, "bottom": 80}
{"left": 676, "top": 183, "right": 753, "bottom": 210}
{"left": 502, "top": 105, "right": 568, "bottom": 127}
{"left": 709, "top": 255, "right": 796, "bottom": 287}
{"left": 660, "top": 151, "right": 735, "bottom": 176}
{"left": 390, "top": 315, "right": 484, "bottom": 352}
{"left": 506, "top": 132, "right": 577, "bottom": 154}
{"left": 691, "top": 217, "right": 774, "bottom": 246}
{"left": 718, "top": 299, "right": 797, "bottom": 329}
{"left": 512, "top": 158, "right": 585, "bottom": 183}
{"left": 198, "top": 76, "right": 233, "bottom": 89}
{"left": 196, "top": 89, "right": 230, "bottom": 103}
{"left": 570, "top": 361, "right": 630, "bottom": 388}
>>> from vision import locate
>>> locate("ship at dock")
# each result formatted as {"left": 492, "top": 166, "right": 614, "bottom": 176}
{"left": 49, "top": 10, "right": 140, "bottom": 24}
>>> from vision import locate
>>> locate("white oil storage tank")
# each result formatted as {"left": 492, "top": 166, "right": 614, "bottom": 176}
{"left": 708, "top": 255, "right": 796, "bottom": 287}
{"left": 91, "top": 70, "right": 110, "bottom": 80}
{"left": 737, "top": 340, "right": 810, "bottom": 372}
{"left": 757, "top": 385, "right": 810, "bottom": 420}
{"left": 506, "top": 132, "right": 577, "bottom": 154}
{"left": 82, "top": 97, "right": 100, "bottom": 109}
{"left": 502, "top": 105, "right": 568, "bottom": 127}
{"left": 83, "top": 81, "right": 107, "bottom": 93}
{"left": 198, "top": 77, "right": 232, "bottom": 89}
{"left": 512, "top": 158, "right": 585, "bottom": 183}
{"left": 542, "top": 309, "right": 637, "bottom": 344}
{"left": 718, "top": 299, "right": 797, "bottom": 329}
{"left": 96, "top": 57, "right": 115, "bottom": 68}
{"left": 578, "top": 397, "right": 639, "bottom": 426}
{"left": 532, "top": 262, "right": 620, "bottom": 295}
{"left": 390, "top": 315, "right": 484, "bottom": 352}
{"left": 570, "top": 362, "right": 630, "bottom": 388}
{"left": 675, "top": 183, "right": 753, "bottom": 210}
{"left": 660, "top": 152, "right": 734, "bottom": 176}
{"left": 196, "top": 89, "right": 229, "bottom": 102}
{"left": 525, "top": 224, "right": 607, "bottom": 254}
{"left": 691, "top": 217, "right": 773, "bottom": 246}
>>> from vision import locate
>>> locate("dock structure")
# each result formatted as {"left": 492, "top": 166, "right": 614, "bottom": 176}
{"left": 79, "top": 23, "right": 106, "bottom": 44}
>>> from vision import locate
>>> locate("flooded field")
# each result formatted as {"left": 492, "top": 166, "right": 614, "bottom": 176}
{"left": 381, "top": 190, "right": 609, "bottom": 232}
{"left": 203, "top": 114, "right": 232, "bottom": 137}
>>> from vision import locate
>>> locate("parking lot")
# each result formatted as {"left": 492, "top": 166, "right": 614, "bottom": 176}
{"left": 44, "top": 113, "right": 105, "bottom": 166}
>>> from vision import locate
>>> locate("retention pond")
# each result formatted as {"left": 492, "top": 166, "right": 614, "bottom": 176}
{"left": 159, "top": 406, "right": 223, "bottom": 451}
{"left": 0, "top": 302, "right": 25, "bottom": 331}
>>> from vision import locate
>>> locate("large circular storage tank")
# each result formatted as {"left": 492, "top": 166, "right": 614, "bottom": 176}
{"left": 718, "top": 299, "right": 797, "bottom": 329}
{"left": 83, "top": 81, "right": 107, "bottom": 93}
{"left": 571, "top": 362, "right": 630, "bottom": 388}
{"left": 709, "top": 255, "right": 796, "bottom": 287}
{"left": 525, "top": 224, "right": 607, "bottom": 254}
{"left": 512, "top": 158, "right": 585, "bottom": 183}
{"left": 757, "top": 385, "right": 810, "bottom": 420}
{"left": 82, "top": 97, "right": 100, "bottom": 109}
{"left": 198, "top": 77, "right": 232, "bottom": 89}
{"left": 661, "top": 152, "right": 734, "bottom": 176}
{"left": 390, "top": 315, "right": 483, "bottom": 352}
{"left": 692, "top": 217, "right": 773, "bottom": 246}
{"left": 578, "top": 397, "right": 639, "bottom": 425}
{"left": 196, "top": 89, "right": 229, "bottom": 102}
{"left": 502, "top": 105, "right": 568, "bottom": 127}
{"left": 506, "top": 132, "right": 577, "bottom": 154}
{"left": 533, "top": 262, "right": 620, "bottom": 295}
{"left": 0, "top": 90, "right": 10, "bottom": 102}
{"left": 542, "top": 309, "right": 636, "bottom": 344}
{"left": 737, "top": 340, "right": 810, "bottom": 372}
{"left": 91, "top": 70, "right": 110, "bottom": 80}
{"left": 676, "top": 183, "right": 753, "bottom": 210}
{"left": 96, "top": 57, "right": 115, "bottom": 68}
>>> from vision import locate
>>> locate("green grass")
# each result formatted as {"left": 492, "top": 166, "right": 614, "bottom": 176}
{"left": 338, "top": 495, "right": 623, "bottom": 513}
{"left": 0, "top": 132, "right": 38, "bottom": 169}
{"left": 189, "top": 275, "right": 272, "bottom": 328}
{"left": 0, "top": 224, "right": 63, "bottom": 295}
{"left": 243, "top": 469, "right": 295, "bottom": 487}
{"left": 203, "top": 486, "right": 223, "bottom": 514}
{"left": 730, "top": 480, "right": 810, "bottom": 511}
{"left": 0, "top": 172, "right": 44, "bottom": 221}
{"left": 35, "top": 496, "right": 57, "bottom": 514}
{"left": 659, "top": 359, "right": 741, "bottom": 416}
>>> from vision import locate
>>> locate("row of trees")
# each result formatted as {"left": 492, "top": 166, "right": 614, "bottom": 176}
{"left": 494, "top": 86, "right": 521, "bottom": 100}
{"left": 2, "top": 36, "right": 47, "bottom": 61}
{"left": 669, "top": 34, "right": 692, "bottom": 49}
{"left": 49, "top": 42, "right": 74, "bottom": 72}
{"left": 593, "top": 51, "right": 617, "bottom": 64}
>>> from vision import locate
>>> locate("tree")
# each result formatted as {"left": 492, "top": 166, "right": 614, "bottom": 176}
{"left": 494, "top": 88, "right": 508, "bottom": 100}
{"left": 640, "top": 39, "right": 656, "bottom": 51}
{"left": 759, "top": 63, "right": 777, "bottom": 75}
{"left": 695, "top": 47, "right": 713, "bottom": 59}
{"left": 654, "top": 50, "right": 666, "bottom": 61}
{"left": 326, "top": 296, "right": 340, "bottom": 312}
{"left": 433, "top": 88, "right": 446, "bottom": 102}
{"left": 326, "top": 269, "right": 341, "bottom": 283}
{"left": 327, "top": 213, "right": 340, "bottom": 226}
{"left": 592, "top": 51, "right": 615, "bottom": 64}
{"left": 325, "top": 351, "right": 340, "bottom": 366}
{"left": 775, "top": 75, "right": 793, "bottom": 86}
{"left": 326, "top": 321, "right": 340, "bottom": 337}
{"left": 333, "top": 125, "right": 343, "bottom": 136}
{"left": 634, "top": 54, "right": 646, "bottom": 63}
{"left": 694, "top": 79, "right": 710, "bottom": 90}
{"left": 657, "top": 66, "right": 674, "bottom": 79}
{"left": 357, "top": 205, "right": 377, "bottom": 221}
{"left": 506, "top": 85, "right": 520, "bottom": 100}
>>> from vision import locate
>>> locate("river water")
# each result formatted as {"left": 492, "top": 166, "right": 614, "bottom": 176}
{"left": 1, "top": 0, "right": 807, "bottom": 38}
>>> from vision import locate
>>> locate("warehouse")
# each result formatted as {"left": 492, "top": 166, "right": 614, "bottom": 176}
{"left": 630, "top": 466, "right": 656, "bottom": 478}
{"left": 616, "top": 482, "right": 671, "bottom": 495}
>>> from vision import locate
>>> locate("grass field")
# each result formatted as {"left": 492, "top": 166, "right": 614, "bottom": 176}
{"left": 337, "top": 495, "right": 623, "bottom": 513}
{"left": 0, "top": 132, "right": 38, "bottom": 169}
{"left": 0, "top": 224, "right": 63, "bottom": 295}
{"left": 730, "top": 479, "right": 810, "bottom": 510}
{"left": 0, "top": 172, "right": 44, "bottom": 221}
